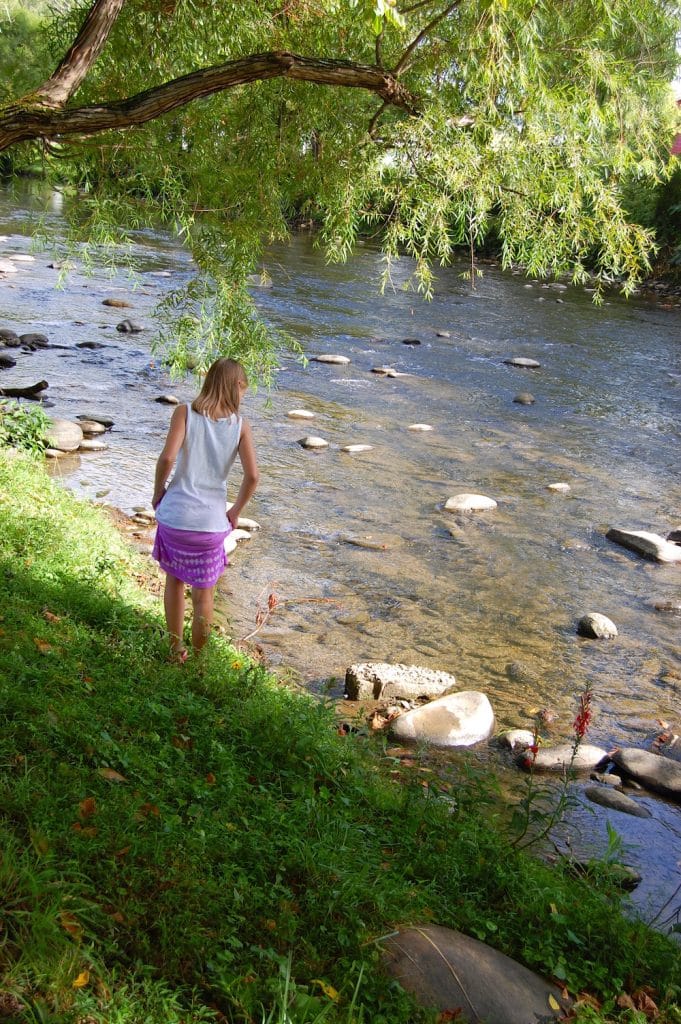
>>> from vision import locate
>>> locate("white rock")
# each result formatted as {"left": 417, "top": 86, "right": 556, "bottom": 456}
{"left": 445, "top": 493, "right": 497, "bottom": 513}
{"left": 519, "top": 743, "right": 610, "bottom": 771}
{"left": 606, "top": 528, "right": 681, "bottom": 564}
{"left": 78, "top": 419, "right": 107, "bottom": 435}
{"left": 78, "top": 439, "right": 108, "bottom": 451}
{"left": 230, "top": 529, "right": 252, "bottom": 543}
{"left": 0, "top": 260, "right": 18, "bottom": 274}
{"left": 286, "top": 409, "right": 315, "bottom": 419}
{"left": 236, "top": 516, "right": 261, "bottom": 531}
{"left": 504, "top": 357, "right": 541, "bottom": 368}
{"left": 408, "top": 423, "right": 434, "bottom": 432}
{"left": 547, "top": 482, "right": 571, "bottom": 493}
{"left": 340, "top": 444, "right": 374, "bottom": 453}
{"left": 390, "top": 691, "right": 495, "bottom": 748}
{"left": 46, "top": 418, "right": 83, "bottom": 453}
{"left": 298, "top": 436, "right": 329, "bottom": 449}
{"left": 224, "top": 535, "right": 238, "bottom": 554}
{"left": 497, "top": 728, "right": 535, "bottom": 750}
{"left": 312, "top": 354, "right": 350, "bottom": 365}
{"left": 9, "top": 254, "right": 35, "bottom": 262}
{"left": 577, "top": 612, "right": 618, "bottom": 639}
{"left": 345, "top": 662, "right": 457, "bottom": 701}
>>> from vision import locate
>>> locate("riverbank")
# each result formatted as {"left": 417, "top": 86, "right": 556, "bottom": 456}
{"left": 1, "top": 447, "right": 680, "bottom": 1023}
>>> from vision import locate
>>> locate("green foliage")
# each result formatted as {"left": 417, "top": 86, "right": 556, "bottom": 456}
{"left": 2, "top": 0, "right": 678, "bottom": 369}
{"left": 0, "top": 450, "right": 680, "bottom": 1023}
{"left": 0, "top": 399, "right": 50, "bottom": 453}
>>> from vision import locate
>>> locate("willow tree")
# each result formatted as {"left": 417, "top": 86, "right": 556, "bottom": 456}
{"left": 1, "top": 0, "right": 679, "bottom": 372}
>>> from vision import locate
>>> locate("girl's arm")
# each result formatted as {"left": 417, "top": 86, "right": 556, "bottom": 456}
{"left": 152, "top": 405, "right": 187, "bottom": 508}
{"left": 227, "top": 419, "right": 259, "bottom": 528}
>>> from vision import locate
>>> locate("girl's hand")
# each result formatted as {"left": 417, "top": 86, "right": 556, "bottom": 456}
{"left": 152, "top": 491, "right": 165, "bottom": 510}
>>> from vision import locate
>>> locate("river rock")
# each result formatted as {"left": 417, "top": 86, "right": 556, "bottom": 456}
{"left": 298, "top": 435, "right": 329, "bottom": 449}
{"left": 606, "top": 527, "right": 681, "bottom": 564}
{"left": 504, "top": 357, "right": 540, "bottom": 368}
{"left": 116, "top": 319, "right": 144, "bottom": 333}
{"left": 224, "top": 534, "right": 237, "bottom": 555}
{"left": 340, "top": 444, "right": 374, "bottom": 453}
{"left": 286, "top": 409, "right": 315, "bottom": 419}
{"left": 577, "top": 612, "right": 618, "bottom": 639}
{"left": 445, "top": 493, "right": 497, "bottom": 513}
{"left": 77, "top": 413, "right": 114, "bottom": 428}
{"left": 402, "top": 337, "right": 421, "bottom": 345}
{"left": 236, "top": 516, "right": 261, "bottom": 531}
{"left": 436, "top": 330, "right": 451, "bottom": 338}
{"left": 20, "top": 333, "right": 49, "bottom": 348}
{"left": 0, "top": 259, "right": 18, "bottom": 273}
{"left": 610, "top": 747, "right": 681, "bottom": 801}
{"left": 408, "top": 423, "right": 433, "bottom": 431}
{"left": 78, "top": 419, "right": 107, "bottom": 435}
{"left": 496, "top": 728, "right": 535, "bottom": 750}
{"left": 0, "top": 329, "right": 20, "bottom": 345}
{"left": 590, "top": 771, "right": 622, "bottom": 788}
{"left": 155, "top": 395, "right": 179, "bottom": 405}
{"left": 79, "top": 438, "right": 108, "bottom": 451}
{"left": 547, "top": 482, "right": 570, "bottom": 493}
{"left": 513, "top": 392, "right": 535, "bottom": 404}
{"left": 311, "top": 354, "right": 350, "bottom": 365}
{"left": 380, "top": 925, "right": 571, "bottom": 1023}
{"left": 667, "top": 528, "right": 681, "bottom": 543}
{"left": 46, "top": 418, "right": 84, "bottom": 453}
{"left": 0, "top": 353, "right": 17, "bottom": 369}
{"left": 345, "top": 662, "right": 458, "bottom": 701}
{"left": 102, "top": 298, "right": 132, "bottom": 308}
{"left": 390, "top": 691, "right": 495, "bottom": 747}
{"left": 76, "top": 341, "right": 107, "bottom": 350}
{"left": 584, "top": 785, "right": 652, "bottom": 817}
{"left": 519, "top": 743, "right": 609, "bottom": 771}
{"left": 10, "top": 254, "right": 35, "bottom": 262}
{"left": 653, "top": 601, "right": 681, "bottom": 614}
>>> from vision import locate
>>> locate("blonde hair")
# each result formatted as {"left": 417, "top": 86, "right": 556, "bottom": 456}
{"left": 192, "top": 358, "right": 248, "bottom": 419}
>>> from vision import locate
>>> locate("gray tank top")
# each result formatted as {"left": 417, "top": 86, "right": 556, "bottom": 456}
{"left": 155, "top": 404, "right": 242, "bottom": 532}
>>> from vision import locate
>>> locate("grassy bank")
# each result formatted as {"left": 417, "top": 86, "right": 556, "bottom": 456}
{"left": 0, "top": 449, "right": 679, "bottom": 1024}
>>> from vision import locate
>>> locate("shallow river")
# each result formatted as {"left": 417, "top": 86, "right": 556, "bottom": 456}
{"left": 1, "top": 183, "right": 680, "bottom": 925}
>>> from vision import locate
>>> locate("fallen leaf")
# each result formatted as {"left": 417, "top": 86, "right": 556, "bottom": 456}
{"left": 171, "top": 734, "right": 192, "bottom": 749}
{"left": 98, "top": 767, "right": 127, "bottom": 783}
{"left": 311, "top": 980, "right": 340, "bottom": 1002}
{"left": 631, "top": 988, "right": 659, "bottom": 1020}
{"left": 205, "top": 772, "right": 216, "bottom": 785}
{"left": 79, "top": 797, "right": 97, "bottom": 818}
{"left": 437, "top": 1010, "right": 463, "bottom": 1022}
{"left": 42, "top": 609, "right": 62, "bottom": 623}
{"left": 135, "top": 802, "right": 160, "bottom": 819}
{"left": 548, "top": 994, "right": 561, "bottom": 1011}
{"left": 72, "top": 971, "right": 90, "bottom": 989}
{"left": 71, "top": 823, "right": 98, "bottom": 837}
{"left": 59, "top": 912, "right": 83, "bottom": 940}
{"left": 33, "top": 637, "right": 52, "bottom": 654}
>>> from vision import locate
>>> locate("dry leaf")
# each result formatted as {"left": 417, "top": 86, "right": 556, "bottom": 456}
{"left": 135, "top": 802, "right": 160, "bottom": 819}
{"left": 79, "top": 797, "right": 97, "bottom": 818}
{"left": 98, "top": 767, "right": 127, "bottom": 783}
{"left": 311, "top": 980, "right": 340, "bottom": 1002}
{"left": 548, "top": 994, "right": 561, "bottom": 1011}
{"left": 59, "top": 912, "right": 83, "bottom": 941}
{"left": 114, "top": 846, "right": 131, "bottom": 859}
{"left": 42, "top": 609, "right": 62, "bottom": 623}
{"left": 631, "top": 988, "right": 659, "bottom": 1020}
{"left": 33, "top": 637, "right": 52, "bottom": 654}
{"left": 205, "top": 772, "right": 216, "bottom": 784}
{"left": 72, "top": 971, "right": 90, "bottom": 989}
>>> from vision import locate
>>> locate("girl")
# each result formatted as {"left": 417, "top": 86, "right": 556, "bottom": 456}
{"left": 151, "top": 358, "right": 259, "bottom": 661}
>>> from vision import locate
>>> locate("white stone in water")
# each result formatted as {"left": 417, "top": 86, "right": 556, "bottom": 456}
{"left": 236, "top": 516, "right": 261, "bottom": 531}
{"left": 312, "top": 354, "right": 350, "bottom": 365}
{"left": 9, "top": 254, "right": 35, "bottom": 262}
{"left": 408, "top": 423, "right": 434, "bottom": 431}
{"left": 78, "top": 439, "right": 108, "bottom": 451}
{"left": 445, "top": 493, "right": 497, "bottom": 512}
{"left": 286, "top": 409, "right": 315, "bottom": 419}
{"left": 0, "top": 260, "right": 19, "bottom": 273}
{"left": 577, "top": 612, "right": 618, "bottom": 639}
{"left": 497, "top": 728, "right": 535, "bottom": 750}
{"left": 46, "top": 418, "right": 83, "bottom": 453}
{"left": 155, "top": 395, "right": 179, "bottom": 405}
{"left": 606, "top": 528, "right": 681, "bottom": 564}
{"left": 390, "top": 691, "right": 495, "bottom": 748}
{"left": 78, "top": 419, "right": 107, "bottom": 435}
{"left": 77, "top": 413, "right": 114, "bottom": 427}
{"left": 504, "top": 357, "right": 541, "bottom": 368}
{"left": 298, "top": 435, "right": 329, "bottom": 449}
{"left": 340, "top": 444, "right": 374, "bottom": 453}
{"left": 547, "top": 482, "right": 571, "bottom": 493}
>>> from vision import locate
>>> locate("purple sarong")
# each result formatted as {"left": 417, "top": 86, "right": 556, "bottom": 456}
{"left": 152, "top": 523, "right": 231, "bottom": 588}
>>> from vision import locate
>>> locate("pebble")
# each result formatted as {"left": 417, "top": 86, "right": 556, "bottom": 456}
{"left": 77, "top": 413, "right": 114, "bottom": 427}
{"left": 236, "top": 516, "right": 261, "bottom": 531}
{"left": 577, "top": 612, "right": 618, "bottom": 639}
{"left": 102, "top": 298, "right": 132, "bottom": 308}
{"left": 513, "top": 392, "right": 535, "bottom": 405}
{"left": 547, "top": 482, "right": 570, "bottom": 493}
{"left": 445, "top": 493, "right": 497, "bottom": 513}
{"left": 155, "top": 395, "right": 179, "bottom": 405}
{"left": 504, "top": 357, "right": 541, "bottom": 369}
{"left": 408, "top": 423, "right": 433, "bottom": 431}
{"left": 286, "top": 409, "right": 315, "bottom": 419}
{"left": 311, "top": 354, "right": 350, "bottom": 365}
{"left": 78, "top": 419, "right": 107, "bottom": 435}
{"left": 436, "top": 330, "right": 451, "bottom": 338}
{"left": 298, "top": 436, "right": 329, "bottom": 449}
{"left": 340, "top": 444, "right": 374, "bottom": 453}
{"left": 9, "top": 254, "right": 35, "bottom": 262}
{"left": 79, "top": 439, "right": 108, "bottom": 451}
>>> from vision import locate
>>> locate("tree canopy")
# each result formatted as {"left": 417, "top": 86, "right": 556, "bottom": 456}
{"left": 1, "top": 0, "right": 679, "bottom": 373}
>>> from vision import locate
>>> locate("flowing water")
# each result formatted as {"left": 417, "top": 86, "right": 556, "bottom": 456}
{"left": 1, "top": 182, "right": 680, "bottom": 924}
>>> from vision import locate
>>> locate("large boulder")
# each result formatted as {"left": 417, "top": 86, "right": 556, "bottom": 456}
{"left": 610, "top": 748, "right": 681, "bottom": 802}
{"left": 380, "top": 925, "right": 571, "bottom": 1023}
{"left": 345, "top": 662, "right": 457, "bottom": 701}
{"left": 606, "top": 528, "right": 681, "bottom": 564}
{"left": 390, "top": 691, "right": 494, "bottom": 748}
{"left": 45, "top": 418, "right": 83, "bottom": 453}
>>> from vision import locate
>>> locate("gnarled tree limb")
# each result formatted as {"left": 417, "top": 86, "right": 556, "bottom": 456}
{"left": 0, "top": 51, "right": 418, "bottom": 152}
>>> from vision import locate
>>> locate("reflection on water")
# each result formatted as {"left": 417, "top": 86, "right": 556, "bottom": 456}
{"left": 2, "top": 183, "right": 680, "bottom": 922}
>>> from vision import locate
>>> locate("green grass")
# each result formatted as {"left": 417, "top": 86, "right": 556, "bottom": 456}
{"left": 0, "top": 448, "right": 679, "bottom": 1024}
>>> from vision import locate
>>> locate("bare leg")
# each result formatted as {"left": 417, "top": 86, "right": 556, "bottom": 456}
{"left": 164, "top": 574, "right": 186, "bottom": 654}
{"left": 191, "top": 585, "right": 215, "bottom": 652}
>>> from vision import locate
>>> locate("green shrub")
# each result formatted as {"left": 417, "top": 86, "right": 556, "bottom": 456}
{"left": 0, "top": 399, "right": 50, "bottom": 453}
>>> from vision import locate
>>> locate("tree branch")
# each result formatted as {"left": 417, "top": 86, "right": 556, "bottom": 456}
{"left": 33, "top": 0, "right": 127, "bottom": 108}
{"left": 394, "top": 1, "right": 461, "bottom": 76}
{"left": 0, "top": 52, "right": 419, "bottom": 152}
